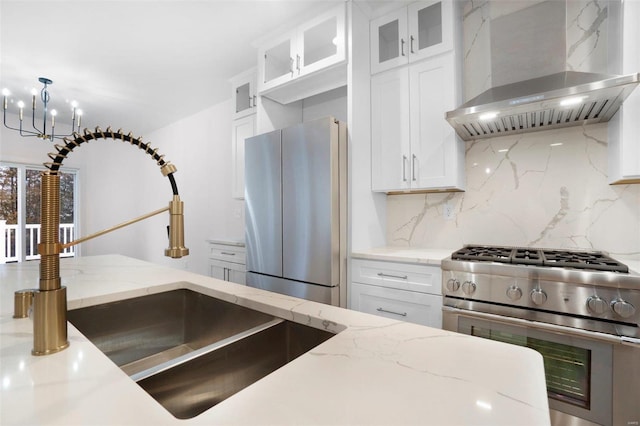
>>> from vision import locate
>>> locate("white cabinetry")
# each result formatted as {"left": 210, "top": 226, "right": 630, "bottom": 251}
{"left": 230, "top": 68, "right": 257, "bottom": 200}
{"left": 231, "top": 114, "right": 255, "bottom": 199}
{"left": 371, "top": 52, "right": 465, "bottom": 192}
{"left": 257, "top": 3, "right": 347, "bottom": 104}
{"left": 207, "top": 240, "right": 246, "bottom": 285}
{"left": 370, "top": 1, "right": 454, "bottom": 75}
{"left": 230, "top": 68, "right": 257, "bottom": 120}
{"left": 350, "top": 258, "right": 442, "bottom": 328}
{"left": 608, "top": 0, "right": 640, "bottom": 184}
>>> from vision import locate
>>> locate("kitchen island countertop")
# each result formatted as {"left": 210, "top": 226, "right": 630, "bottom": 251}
{"left": 0, "top": 255, "right": 550, "bottom": 425}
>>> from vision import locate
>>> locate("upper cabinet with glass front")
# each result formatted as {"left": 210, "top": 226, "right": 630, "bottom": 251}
{"left": 258, "top": 4, "right": 347, "bottom": 103}
{"left": 370, "top": 1, "right": 453, "bottom": 75}
{"left": 230, "top": 68, "right": 257, "bottom": 120}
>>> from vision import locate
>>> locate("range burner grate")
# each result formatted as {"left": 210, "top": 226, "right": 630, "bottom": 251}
{"left": 451, "top": 245, "right": 629, "bottom": 273}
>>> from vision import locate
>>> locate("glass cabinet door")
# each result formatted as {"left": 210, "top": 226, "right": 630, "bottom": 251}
{"left": 302, "top": 16, "right": 337, "bottom": 69}
{"left": 235, "top": 83, "right": 251, "bottom": 115}
{"left": 230, "top": 68, "right": 256, "bottom": 120}
{"left": 408, "top": 0, "right": 453, "bottom": 62}
{"left": 263, "top": 37, "right": 293, "bottom": 86}
{"left": 297, "top": 4, "right": 345, "bottom": 77}
{"left": 370, "top": 8, "right": 408, "bottom": 75}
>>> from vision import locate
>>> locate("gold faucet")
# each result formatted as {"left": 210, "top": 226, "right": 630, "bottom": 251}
{"left": 17, "top": 127, "right": 189, "bottom": 356}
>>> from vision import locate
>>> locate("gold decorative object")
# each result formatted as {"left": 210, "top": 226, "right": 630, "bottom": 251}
{"left": 15, "top": 127, "right": 189, "bottom": 356}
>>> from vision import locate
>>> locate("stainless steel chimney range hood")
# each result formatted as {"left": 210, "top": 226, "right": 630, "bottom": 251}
{"left": 446, "top": 71, "right": 640, "bottom": 141}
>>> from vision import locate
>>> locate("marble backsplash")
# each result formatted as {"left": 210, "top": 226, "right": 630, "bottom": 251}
{"left": 387, "top": 123, "right": 640, "bottom": 257}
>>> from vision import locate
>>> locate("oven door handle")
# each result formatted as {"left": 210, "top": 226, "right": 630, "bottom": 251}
{"left": 443, "top": 306, "right": 640, "bottom": 348}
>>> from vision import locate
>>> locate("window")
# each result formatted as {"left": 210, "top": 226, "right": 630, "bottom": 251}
{"left": 0, "top": 163, "right": 78, "bottom": 263}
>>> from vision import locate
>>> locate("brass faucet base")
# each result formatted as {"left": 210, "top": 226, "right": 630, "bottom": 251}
{"left": 32, "top": 287, "right": 69, "bottom": 356}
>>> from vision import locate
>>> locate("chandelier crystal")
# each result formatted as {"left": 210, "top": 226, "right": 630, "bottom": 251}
{"left": 2, "top": 77, "right": 83, "bottom": 141}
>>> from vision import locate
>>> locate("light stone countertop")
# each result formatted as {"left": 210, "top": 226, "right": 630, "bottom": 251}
{"left": 206, "top": 238, "right": 245, "bottom": 247}
{"left": 351, "top": 247, "right": 455, "bottom": 265}
{"left": 0, "top": 255, "right": 550, "bottom": 425}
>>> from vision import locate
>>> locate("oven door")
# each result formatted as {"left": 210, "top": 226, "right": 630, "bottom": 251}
{"left": 443, "top": 306, "right": 612, "bottom": 426}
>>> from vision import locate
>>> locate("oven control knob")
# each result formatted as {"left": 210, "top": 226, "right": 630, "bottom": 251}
{"left": 446, "top": 278, "right": 460, "bottom": 292}
{"left": 611, "top": 300, "right": 636, "bottom": 319}
{"left": 530, "top": 289, "right": 547, "bottom": 305}
{"left": 506, "top": 286, "right": 522, "bottom": 301}
{"left": 462, "top": 281, "right": 477, "bottom": 295}
{"left": 586, "top": 296, "right": 608, "bottom": 315}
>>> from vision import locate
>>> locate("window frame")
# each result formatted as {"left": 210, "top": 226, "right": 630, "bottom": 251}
{"left": 0, "top": 161, "right": 80, "bottom": 263}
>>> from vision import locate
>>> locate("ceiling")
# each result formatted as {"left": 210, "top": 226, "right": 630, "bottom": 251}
{"left": 0, "top": 0, "right": 352, "bottom": 137}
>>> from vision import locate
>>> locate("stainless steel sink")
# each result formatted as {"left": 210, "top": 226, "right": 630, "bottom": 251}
{"left": 68, "top": 288, "right": 334, "bottom": 419}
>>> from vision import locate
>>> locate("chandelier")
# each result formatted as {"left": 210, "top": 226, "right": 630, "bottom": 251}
{"left": 2, "top": 77, "right": 83, "bottom": 141}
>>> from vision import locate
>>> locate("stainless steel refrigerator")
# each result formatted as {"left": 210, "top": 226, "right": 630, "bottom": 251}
{"left": 245, "top": 116, "right": 347, "bottom": 307}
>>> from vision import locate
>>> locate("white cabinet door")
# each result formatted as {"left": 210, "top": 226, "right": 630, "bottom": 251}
{"left": 407, "top": 0, "right": 454, "bottom": 63}
{"left": 260, "top": 31, "right": 296, "bottom": 92}
{"left": 351, "top": 282, "right": 443, "bottom": 328}
{"left": 231, "top": 68, "right": 257, "bottom": 120}
{"left": 371, "top": 53, "right": 464, "bottom": 192}
{"left": 231, "top": 114, "right": 256, "bottom": 200}
{"left": 410, "top": 53, "right": 464, "bottom": 190}
{"left": 209, "top": 262, "right": 226, "bottom": 281}
{"left": 608, "top": 0, "right": 640, "bottom": 184}
{"left": 209, "top": 260, "right": 246, "bottom": 285}
{"left": 370, "top": 7, "right": 409, "bottom": 75}
{"left": 297, "top": 4, "right": 346, "bottom": 78}
{"left": 228, "top": 268, "right": 246, "bottom": 286}
{"left": 371, "top": 67, "right": 410, "bottom": 192}
{"left": 370, "top": 1, "right": 455, "bottom": 75}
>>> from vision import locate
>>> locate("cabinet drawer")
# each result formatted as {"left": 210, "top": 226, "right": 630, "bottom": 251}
{"left": 350, "top": 282, "right": 442, "bottom": 328}
{"left": 351, "top": 258, "right": 441, "bottom": 295}
{"left": 208, "top": 243, "right": 246, "bottom": 264}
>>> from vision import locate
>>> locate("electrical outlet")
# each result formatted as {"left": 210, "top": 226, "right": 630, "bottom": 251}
{"left": 443, "top": 202, "right": 456, "bottom": 220}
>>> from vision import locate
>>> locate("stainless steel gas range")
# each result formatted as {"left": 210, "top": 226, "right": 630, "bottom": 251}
{"left": 441, "top": 245, "right": 640, "bottom": 426}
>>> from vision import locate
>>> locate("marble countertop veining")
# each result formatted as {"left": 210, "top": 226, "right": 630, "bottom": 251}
{"left": 0, "top": 255, "right": 550, "bottom": 425}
